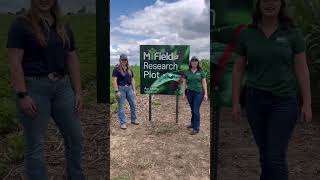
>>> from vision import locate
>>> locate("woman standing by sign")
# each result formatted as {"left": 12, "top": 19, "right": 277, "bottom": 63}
{"left": 7, "top": 0, "right": 85, "bottom": 179}
{"left": 182, "top": 56, "right": 208, "bottom": 135}
{"left": 232, "top": 0, "right": 312, "bottom": 179}
{"left": 112, "top": 54, "right": 139, "bottom": 129}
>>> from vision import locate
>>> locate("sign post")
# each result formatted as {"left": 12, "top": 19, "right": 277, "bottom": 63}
{"left": 149, "top": 94, "right": 152, "bottom": 121}
{"left": 140, "top": 45, "right": 190, "bottom": 122}
{"left": 176, "top": 95, "right": 179, "bottom": 123}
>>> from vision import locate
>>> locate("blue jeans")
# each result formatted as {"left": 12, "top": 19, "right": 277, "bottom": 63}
{"left": 117, "top": 85, "right": 137, "bottom": 125}
{"left": 16, "top": 77, "right": 85, "bottom": 180}
{"left": 186, "top": 89, "right": 203, "bottom": 131}
{"left": 246, "top": 87, "right": 298, "bottom": 180}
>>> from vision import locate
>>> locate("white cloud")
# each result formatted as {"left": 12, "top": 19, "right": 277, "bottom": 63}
{"left": 111, "top": 0, "right": 210, "bottom": 65}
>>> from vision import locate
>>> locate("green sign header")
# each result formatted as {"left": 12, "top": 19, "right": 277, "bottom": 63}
{"left": 140, "top": 45, "right": 190, "bottom": 95}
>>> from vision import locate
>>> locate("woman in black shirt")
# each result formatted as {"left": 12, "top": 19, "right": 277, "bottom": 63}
{"left": 112, "top": 54, "right": 138, "bottom": 129}
{"left": 7, "top": 0, "right": 84, "bottom": 179}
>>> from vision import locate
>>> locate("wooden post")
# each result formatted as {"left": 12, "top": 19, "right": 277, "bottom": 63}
{"left": 149, "top": 94, "right": 152, "bottom": 121}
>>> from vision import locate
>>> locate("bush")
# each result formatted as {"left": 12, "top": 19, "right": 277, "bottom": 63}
{"left": 200, "top": 59, "right": 210, "bottom": 96}
{"left": 305, "top": 23, "right": 320, "bottom": 96}
{"left": 110, "top": 93, "right": 116, "bottom": 104}
{"left": 6, "top": 132, "right": 25, "bottom": 162}
{"left": 0, "top": 99, "right": 18, "bottom": 134}
{"left": 111, "top": 103, "right": 118, "bottom": 113}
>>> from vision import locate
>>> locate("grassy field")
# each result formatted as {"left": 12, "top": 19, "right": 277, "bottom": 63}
{"left": 0, "top": 15, "right": 17, "bottom": 134}
{"left": 0, "top": 14, "right": 96, "bottom": 177}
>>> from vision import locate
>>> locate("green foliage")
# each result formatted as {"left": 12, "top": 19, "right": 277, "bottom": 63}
{"left": 290, "top": 0, "right": 320, "bottom": 33}
{"left": 6, "top": 133, "right": 25, "bottom": 162}
{"left": 213, "top": 0, "right": 252, "bottom": 27}
{"left": 306, "top": 23, "right": 320, "bottom": 95}
{"left": 67, "top": 15, "right": 97, "bottom": 86}
{"left": 306, "top": 24, "right": 320, "bottom": 67}
{"left": 111, "top": 103, "right": 118, "bottom": 113}
{"left": 0, "top": 15, "right": 17, "bottom": 134}
{"left": 0, "top": 99, "right": 18, "bottom": 134}
{"left": 200, "top": 59, "right": 210, "bottom": 96}
{"left": 291, "top": 0, "right": 315, "bottom": 33}
{"left": 151, "top": 100, "right": 161, "bottom": 107}
{"left": 290, "top": 0, "right": 320, "bottom": 96}
{"left": 110, "top": 93, "right": 116, "bottom": 104}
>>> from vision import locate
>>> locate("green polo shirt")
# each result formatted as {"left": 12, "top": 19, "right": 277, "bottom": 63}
{"left": 235, "top": 24, "right": 305, "bottom": 96}
{"left": 184, "top": 70, "right": 206, "bottom": 93}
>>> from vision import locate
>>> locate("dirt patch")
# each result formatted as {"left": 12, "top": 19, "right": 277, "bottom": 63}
{"left": 217, "top": 108, "right": 320, "bottom": 180}
{"left": 110, "top": 95, "right": 210, "bottom": 180}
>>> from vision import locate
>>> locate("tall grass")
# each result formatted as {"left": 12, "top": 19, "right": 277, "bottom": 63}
{"left": 0, "top": 15, "right": 17, "bottom": 134}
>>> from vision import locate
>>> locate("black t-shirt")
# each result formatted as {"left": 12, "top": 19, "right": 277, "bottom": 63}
{"left": 112, "top": 66, "right": 134, "bottom": 86}
{"left": 6, "top": 16, "right": 76, "bottom": 76}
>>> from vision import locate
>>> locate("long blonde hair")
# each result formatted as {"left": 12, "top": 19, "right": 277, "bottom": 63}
{"left": 117, "top": 60, "right": 133, "bottom": 77}
{"left": 24, "top": 0, "right": 70, "bottom": 48}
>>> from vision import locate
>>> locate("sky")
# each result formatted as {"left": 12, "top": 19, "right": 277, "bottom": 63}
{"left": 110, "top": 0, "right": 210, "bottom": 65}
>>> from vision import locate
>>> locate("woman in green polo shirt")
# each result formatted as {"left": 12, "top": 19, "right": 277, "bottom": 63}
{"left": 182, "top": 56, "right": 208, "bottom": 135}
{"left": 232, "top": 0, "right": 312, "bottom": 179}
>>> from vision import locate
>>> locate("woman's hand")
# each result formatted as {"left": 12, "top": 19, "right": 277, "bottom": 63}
{"left": 232, "top": 103, "right": 242, "bottom": 122}
{"left": 301, "top": 104, "right": 312, "bottom": 123}
{"left": 133, "top": 90, "right": 137, "bottom": 97}
{"left": 116, "top": 91, "right": 121, "bottom": 98}
{"left": 75, "top": 93, "right": 83, "bottom": 113}
{"left": 232, "top": 55, "right": 246, "bottom": 123}
{"left": 182, "top": 93, "right": 186, "bottom": 99}
{"left": 204, "top": 94, "right": 208, "bottom": 101}
{"left": 294, "top": 53, "right": 312, "bottom": 123}
{"left": 19, "top": 96, "right": 37, "bottom": 117}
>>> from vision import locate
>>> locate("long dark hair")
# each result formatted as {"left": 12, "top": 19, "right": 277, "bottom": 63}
{"left": 189, "top": 60, "right": 202, "bottom": 71}
{"left": 252, "top": 0, "right": 295, "bottom": 29}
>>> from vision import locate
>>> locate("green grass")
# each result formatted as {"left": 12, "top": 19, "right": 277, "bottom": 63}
{"left": 67, "top": 15, "right": 97, "bottom": 86}
{"left": 0, "top": 14, "right": 96, "bottom": 177}
{"left": 151, "top": 100, "right": 161, "bottom": 107}
{"left": 0, "top": 15, "right": 16, "bottom": 134}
